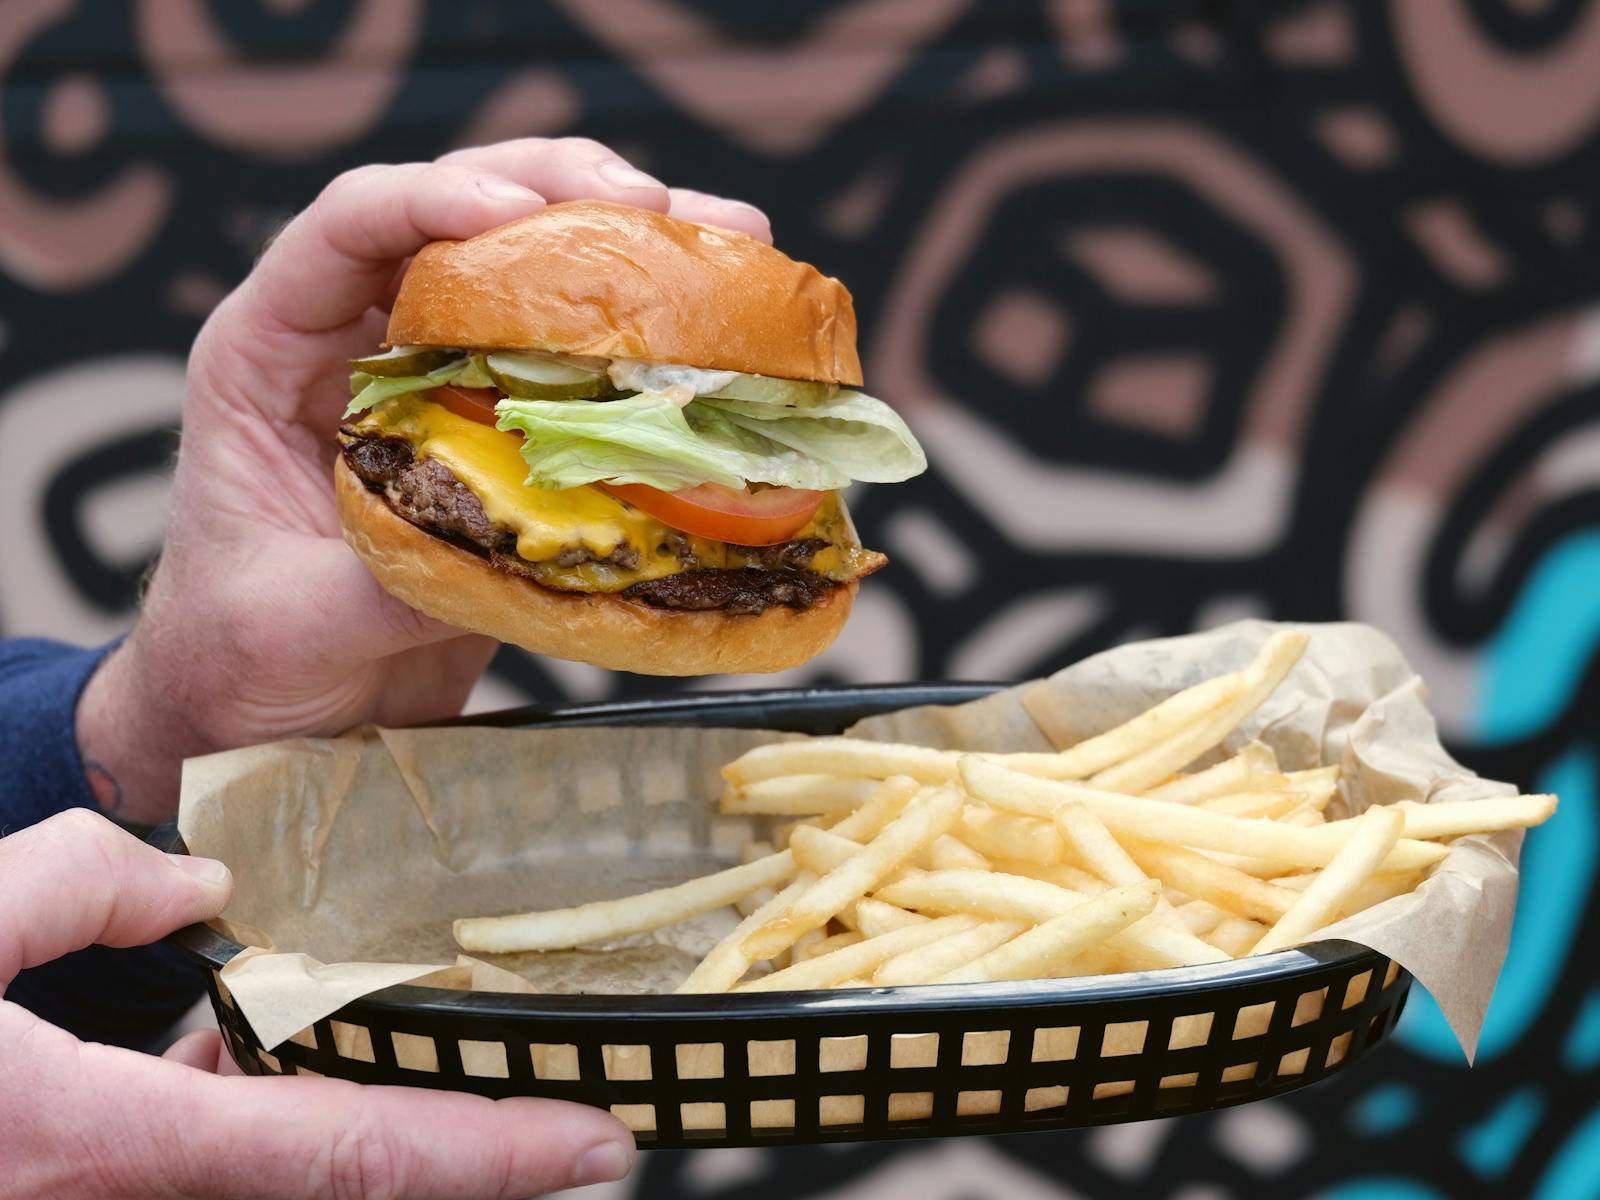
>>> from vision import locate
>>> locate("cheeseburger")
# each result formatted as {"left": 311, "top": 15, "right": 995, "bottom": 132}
{"left": 336, "top": 200, "right": 925, "bottom": 675}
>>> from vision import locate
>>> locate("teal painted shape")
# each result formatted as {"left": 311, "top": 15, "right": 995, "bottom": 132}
{"left": 1533, "top": 1104, "right": 1600, "bottom": 1200}
{"left": 1349, "top": 1082, "right": 1421, "bottom": 1135}
{"left": 1316, "top": 1179, "right": 1444, "bottom": 1200}
{"left": 1459, "top": 1086, "right": 1544, "bottom": 1178}
{"left": 1397, "top": 746, "right": 1597, "bottom": 1062}
{"left": 1563, "top": 988, "right": 1600, "bottom": 1071}
{"left": 1478, "top": 531, "right": 1600, "bottom": 744}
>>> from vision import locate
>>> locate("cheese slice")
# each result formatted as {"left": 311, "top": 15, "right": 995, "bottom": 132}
{"left": 353, "top": 396, "right": 878, "bottom": 592}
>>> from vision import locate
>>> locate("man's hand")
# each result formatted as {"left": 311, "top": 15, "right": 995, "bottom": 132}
{"left": 76, "top": 139, "right": 772, "bottom": 824}
{"left": 0, "top": 810, "right": 634, "bottom": 1199}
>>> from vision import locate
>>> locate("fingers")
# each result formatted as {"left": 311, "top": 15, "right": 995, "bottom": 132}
{"left": 167, "top": 1069, "right": 634, "bottom": 1199}
{"left": 247, "top": 161, "right": 550, "bottom": 334}
{"left": 441, "top": 139, "right": 771, "bottom": 240}
{"left": 161, "top": 1028, "right": 226, "bottom": 1071}
{"left": 440, "top": 136, "right": 672, "bottom": 212}
{"left": 667, "top": 186, "right": 773, "bottom": 243}
{"left": 0, "top": 809, "right": 231, "bottom": 987}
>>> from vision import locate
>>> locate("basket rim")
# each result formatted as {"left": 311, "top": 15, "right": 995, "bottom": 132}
{"left": 156, "top": 681, "right": 1385, "bottom": 1021}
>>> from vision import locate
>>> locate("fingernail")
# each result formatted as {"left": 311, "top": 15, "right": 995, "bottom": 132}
{"left": 172, "top": 854, "right": 232, "bottom": 888}
{"left": 477, "top": 176, "right": 543, "bottom": 204}
{"left": 570, "top": 1140, "right": 632, "bottom": 1187}
{"left": 597, "top": 160, "right": 662, "bottom": 191}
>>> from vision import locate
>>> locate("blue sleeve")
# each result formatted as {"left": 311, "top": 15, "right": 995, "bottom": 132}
{"left": 0, "top": 638, "right": 207, "bottom": 1051}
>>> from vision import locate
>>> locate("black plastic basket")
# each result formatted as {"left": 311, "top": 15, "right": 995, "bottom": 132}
{"left": 156, "top": 684, "right": 1411, "bottom": 1149}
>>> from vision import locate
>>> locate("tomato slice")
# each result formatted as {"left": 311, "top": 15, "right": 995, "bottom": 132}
{"left": 429, "top": 384, "right": 502, "bottom": 427}
{"left": 599, "top": 481, "right": 826, "bottom": 545}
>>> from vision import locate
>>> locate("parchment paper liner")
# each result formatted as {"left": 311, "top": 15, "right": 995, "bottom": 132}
{"left": 180, "top": 620, "right": 1521, "bottom": 1062}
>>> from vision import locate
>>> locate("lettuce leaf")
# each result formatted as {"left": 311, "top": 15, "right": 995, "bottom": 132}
{"left": 494, "top": 389, "right": 925, "bottom": 491}
{"left": 343, "top": 361, "right": 466, "bottom": 418}
{"left": 349, "top": 367, "right": 929, "bottom": 492}
{"left": 692, "top": 390, "right": 926, "bottom": 484}
{"left": 492, "top": 393, "right": 820, "bottom": 490}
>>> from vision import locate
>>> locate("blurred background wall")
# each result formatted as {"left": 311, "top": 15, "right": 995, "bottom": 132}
{"left": 2, "top": 1, "right": 1598, "bottom": 1196}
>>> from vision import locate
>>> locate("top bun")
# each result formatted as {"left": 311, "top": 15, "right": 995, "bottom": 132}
{"left": 386, "top": 200, "right": 862, "bottom": 385}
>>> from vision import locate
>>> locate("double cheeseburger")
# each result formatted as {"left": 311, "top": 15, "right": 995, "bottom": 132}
{"left": 335, "top": 200, "right": 925, "bottom": 675}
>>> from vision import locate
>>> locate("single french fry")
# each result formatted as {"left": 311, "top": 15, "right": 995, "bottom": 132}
{"left": 721, "top": 774, "right": 880, "bottom": 816}
{"left": 1206, "top": 916, "right": 1268, "bottom": 957}
{"left": 854, "top": 897, "right": 929, "bottom": 938}
{"left": 957, "top": 807, "right": 1065, "bottom": 864}
{"left": 804, "top": 930, "right": 863, "bottom": 959}
{"left": 742, "top": 788, "right": 964, "bottom": 961}
{"left": 1121, "top": 835, "right": 1298, "bottom": 923}
{"left": 737, "top": 914, "right": 980, "bottom": 992}
{"left": 1088, "top": 631, "right": 1310, "bottom": 793}
{"left": 926, "top": 834, "right": 991, "bottom": 871}
{"left": 789, "top": 824, "right": 866, "bottom": 875}
{"left": 455, "top": 849, "right": 798, "bottom": 953}
{"left": 1143, "top": 742, "right": 1279, "bottom": 804}
{"left": 1174, "top": 898, "right": 1226, "bottom": 936}
{"left": 1054, "top": 802, "right": 1148, "bottom": 888}
{"left": 992, "top": 858, "right": 1107, "bottom": 895}
{"left": 1251, "top": 807, "right": 1404, "bottom": 955}
{"left": 1392, "top": 794, "right": 1558, "bottom": 840}
{"left": 1200, "top": 790, "right": 1306, "bottom": 818}
{"left": 1281, "top": 801, "right": 1326, "bottom": 827}
{"left": 723, "top": 739, "right": 961, "bottom": 787}
{"left": 1011, "top": 670, "right": 1247, "bottom": 776}
{"left": 961, "top": 758, "right": 1448, "bottom": 872}
{"left": 676, "top": 872, "right": 817, "bottom": 993}
{"left": 874, "top": 870, "right": 1226, "bottom": 968}
{"left": 874, "top": 920, "right": 1027, "bottom": 985}
{"left": 937, "top": 882, "right": 1161, "bottom": 984}
{"left": 1338, "top": 869, "right": 1422, "bottom": 916}
{"left": 1284, "top": 765, "right": 1340, "bottom": 802}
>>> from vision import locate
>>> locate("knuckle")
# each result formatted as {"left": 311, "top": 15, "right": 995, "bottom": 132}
{"left": 323, "top": 1118, "right": 403, "bottom": 1200}
{"left": 555, "top": 135, "right": 609, "bottom": 161}
{"left": 324, "top": 163, "right": 385, "bottom": 200}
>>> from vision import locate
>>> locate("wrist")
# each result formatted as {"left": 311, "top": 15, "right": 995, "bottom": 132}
{"left": 74, "top": 629, "right": 216, "bottom": 828}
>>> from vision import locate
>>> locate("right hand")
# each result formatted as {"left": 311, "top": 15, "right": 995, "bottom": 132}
{"left": 76, "top": 137, "right": 773, "bottom": 827}
{"left": 0, "top": 810, "right": 635, "bottom": 1198}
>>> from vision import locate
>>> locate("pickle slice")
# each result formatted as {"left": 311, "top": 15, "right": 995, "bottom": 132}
{"left": 349, "top": 346, "right": 463, "bottom": 377}
{"left": 707, "top": 373, "right": 836, "bottom": 408}
{"left": 487, "top": 352, "right": 616, "bottom": 400}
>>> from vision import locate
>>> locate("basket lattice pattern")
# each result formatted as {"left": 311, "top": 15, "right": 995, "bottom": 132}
{"left": 207, "top": 950, "right": 1409, "bottom": 1149}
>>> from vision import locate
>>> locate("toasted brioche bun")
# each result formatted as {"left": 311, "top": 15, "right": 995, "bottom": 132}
{"left": 334, "top": 458, "right": 855, "bottom": 676}
{"left": 386, "top": 200, "right": 862, "bottom": 385}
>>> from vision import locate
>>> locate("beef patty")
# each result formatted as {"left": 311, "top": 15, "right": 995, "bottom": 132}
{"left": 340, "top": 432, "right": 841, "bottom": 614}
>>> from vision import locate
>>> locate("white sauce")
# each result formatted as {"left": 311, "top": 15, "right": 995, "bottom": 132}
{"left": 606, "top": 359, "right": 740, "bottom": 407}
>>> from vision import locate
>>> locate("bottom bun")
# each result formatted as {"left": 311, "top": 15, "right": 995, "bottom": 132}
{"left": 334, "top": 458, "right": 854, "bottom": 676}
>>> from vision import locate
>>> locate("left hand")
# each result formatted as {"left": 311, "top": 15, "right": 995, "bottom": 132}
{"left": 77, "top": 138, "right": 772, "bottom": 825}
{"left": 0, "top": 810, "right": 636, "bottom": 1200}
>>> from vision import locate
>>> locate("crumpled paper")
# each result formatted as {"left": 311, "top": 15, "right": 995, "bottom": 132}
{"left": 180, "top": 620, "right": 1523, "bottom": 1059}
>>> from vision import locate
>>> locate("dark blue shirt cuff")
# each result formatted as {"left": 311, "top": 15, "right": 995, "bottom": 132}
{"left": 1, "top": 637, "right": 207, "bottom": 1049}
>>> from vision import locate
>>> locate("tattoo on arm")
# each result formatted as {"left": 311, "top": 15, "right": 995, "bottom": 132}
{"left": 84, "top": 759, "right": 123, "bottom": 815}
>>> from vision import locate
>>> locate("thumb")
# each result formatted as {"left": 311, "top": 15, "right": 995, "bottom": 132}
{"left": 0, "top": 809, "right": 230, "bottom": 988}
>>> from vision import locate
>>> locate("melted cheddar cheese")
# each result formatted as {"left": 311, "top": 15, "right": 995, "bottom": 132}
{"left": 353, "top": 396, "right": 881, "bottom": 593}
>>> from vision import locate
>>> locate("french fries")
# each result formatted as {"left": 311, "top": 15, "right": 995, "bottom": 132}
{"left": 455, "top": 630, "right": 1557, "bottom": 998}
{"left": 741, "top": 788, "right": 962, "bottom": 961}
{"left": 937, "top": 882, "right": 1160, "bottom": 984}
